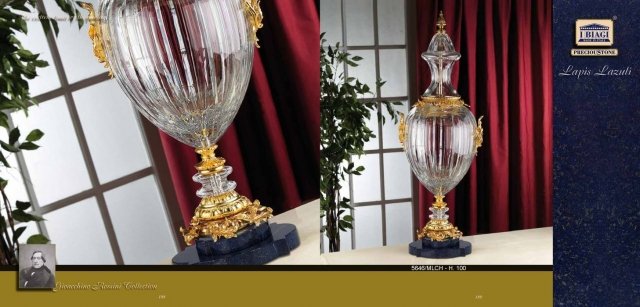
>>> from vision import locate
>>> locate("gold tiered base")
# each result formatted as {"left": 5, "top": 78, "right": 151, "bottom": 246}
{"left": 417, "top": 220, "right": 462, "bottom": 242}
{"left": 179, "top": 145, "right": 273, "bottom": 245}
{"left": 416, "top": 195, "right": 463, "bottom": 241}
{"left": 180, "top": 192, "right": 273, "bottom": 245}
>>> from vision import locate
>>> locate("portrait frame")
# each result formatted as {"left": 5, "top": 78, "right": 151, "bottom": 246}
{"left": 18, "top": 244, "right": 56, "bottom": 289}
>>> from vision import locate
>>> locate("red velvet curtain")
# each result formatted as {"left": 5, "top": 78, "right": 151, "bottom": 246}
{"left": 161, "top": 0, "right": 320, "bottom": 225}
{"left": 415, "top": 0, "right": 552, "bottom": 234}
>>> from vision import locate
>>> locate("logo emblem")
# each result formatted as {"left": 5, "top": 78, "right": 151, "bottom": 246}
{"left": 571, "top": 19, "right": 618, "bottom": 56}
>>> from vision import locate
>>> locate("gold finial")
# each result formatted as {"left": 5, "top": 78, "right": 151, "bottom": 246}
{"left": 242, "top": 0, "right": 264, "bottom": 48}
{"left": 436, "top": 10, "right": 446, "bottom": 33}
{"left": 78, "top": 2, "right": 113, "bottom": 77}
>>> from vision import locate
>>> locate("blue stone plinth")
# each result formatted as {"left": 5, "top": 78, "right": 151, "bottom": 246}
{"left": 195, "top": 222, "right": 272, "bottom": 256}
{"left": 409, "top": 238, "right": 472, "bottom": 259}
{"left": 172, "top": 223, "right": 299, "bottom": 265}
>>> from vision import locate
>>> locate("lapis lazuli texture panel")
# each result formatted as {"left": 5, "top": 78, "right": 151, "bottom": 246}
{"left": 553, "top": 1, "right": 640, "bottom": 305}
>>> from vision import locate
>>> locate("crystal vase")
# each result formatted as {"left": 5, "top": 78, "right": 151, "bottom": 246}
{"left": 79, "top": 0, "right": 271, "bottom": 246}
{"left": 400, "top": 12, "right": 483, "bottom": 243}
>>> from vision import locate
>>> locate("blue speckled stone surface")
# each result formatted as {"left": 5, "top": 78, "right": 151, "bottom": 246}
{"left": 171, "top": 223, "right": 299, "bottom": 265}
{"left": 554, "top": 1, "right": 640, "bottom": 305}
{"left": 408, "top": 239, "right": 472, "bottom": 259}
{"left": 195, "top": 222, "right": 272, "bottom": 256}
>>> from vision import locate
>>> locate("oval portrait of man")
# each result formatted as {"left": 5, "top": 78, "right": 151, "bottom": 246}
{"left": 18, "top": 244, "right": 56, "bottom": 289}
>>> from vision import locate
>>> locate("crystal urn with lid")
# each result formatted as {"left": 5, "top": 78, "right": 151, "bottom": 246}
{"left": 399, "top": 12, "right": 483, "bottom": 245}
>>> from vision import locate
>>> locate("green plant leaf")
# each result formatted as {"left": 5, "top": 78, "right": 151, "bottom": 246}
{"left": 16, "top": 200, "right": 31, "bottom": 210}
{"left": 11, "top": 4, "right": 31, "bottom": 13}
{"left": 51, "top": 19, "right": 59, "bottom": 35}
{"left": 38, "top": 12, "right": 51, "bottom": 34}
{"left": 18, "top": 141, "right": 39, "bottom": 150}
{"left": 0, "top": 113, "right": 9, "bottom": 129}
{"left": 0, "top": 152, "right": 9, "bottom": 167}
{"left": 13, "top": 226, "right": 26, "bottom": 243}
{"left": 27, "top": 234, "right": 50, "bottom": 244}
{"left": 33, "top": 59, "right": 48, "bottom": 67}
{"left": 338, "top": 220, "right": 352, "bottom": 229}
{"left": 25, "top": 129, "right": 43, "bottom": 142}
{"left": 1, "top": 141, "right": 19, "bottom": 153}
{"left": 343, "top": 215, "right": 353, "bottom": 222}
{"left": 9, "top": 127, "right": 20, "bottom": 145}
{"left": 17, "top": 49, "right": 38, "bottom": 61}
{"left": 17, "top": 17, "right": 28, "bottom": 33}
{"left": 77, "top": 11, "right": 85, "bottom": 28}
{"left": 11, "top": 210, "right": 45, "bottom": 222}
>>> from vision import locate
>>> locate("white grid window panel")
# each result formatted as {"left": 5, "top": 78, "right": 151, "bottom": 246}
{"left": 320, "top": 0, "right": 414, "bottom": 253}
{"left": 4, "top": 0, "right": 180, "bottom": 264}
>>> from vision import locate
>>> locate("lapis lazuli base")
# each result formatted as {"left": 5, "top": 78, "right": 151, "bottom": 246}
{"left": 409, "top": 238, "right": 472, "bottom": 259}
{"left": 172, "top": 223, "right": 299, "bottom": 265}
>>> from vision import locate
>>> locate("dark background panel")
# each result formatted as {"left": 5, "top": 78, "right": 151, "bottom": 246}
{"left": 553, "top": 0, "right": 640, "bottom": 305}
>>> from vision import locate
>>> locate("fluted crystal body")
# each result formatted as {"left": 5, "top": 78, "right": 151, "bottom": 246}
{"left": 405, "top": 105, "right": 477, "bottom": 195}
{"left": 98, "top": 0, "right": 254, "bottom": 148}
{"left": 404, "top": 24, "right": 478, "bottom": 197}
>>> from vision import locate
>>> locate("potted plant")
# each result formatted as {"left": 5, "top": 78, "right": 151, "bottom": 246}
{"left": 320, "top": 33, "right": 401, "bottom": 252}
{"left": 0, "top": 0, "right": 83, "bottom": 265}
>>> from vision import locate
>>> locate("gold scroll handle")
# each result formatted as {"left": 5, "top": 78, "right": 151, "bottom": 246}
{"left": 474, "top": 116, "right": 484, "bottom": 154}
{"left": 78, "top": 2, "right": 113, "bottom": 77}
{"left": 398, "top": 113, "right": 406, "bottom": 149}
{"left": 242, "top": 0, "right": 264, "bottom": 48}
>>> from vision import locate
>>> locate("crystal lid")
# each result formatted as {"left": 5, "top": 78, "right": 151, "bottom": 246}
{"left": 421, "top": 11, "right": 461, "bottom": 98}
